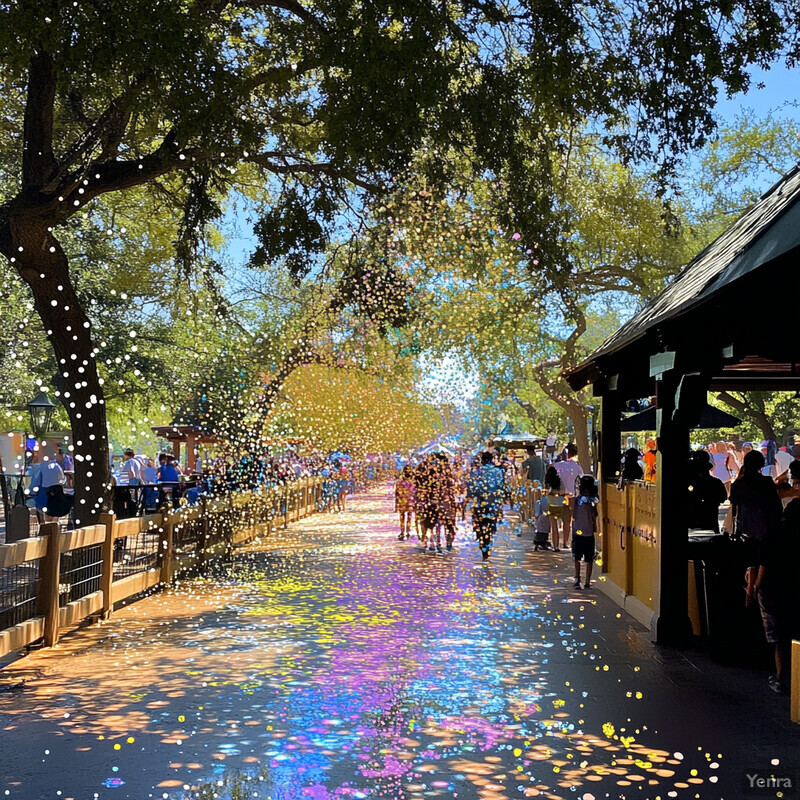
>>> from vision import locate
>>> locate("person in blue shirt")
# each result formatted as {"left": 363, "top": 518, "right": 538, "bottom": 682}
{"left": 467, "top": 451, "right": 508, "bottom": 561}
{"left": 157, "top": 454, "right": 182, "bottom": 508}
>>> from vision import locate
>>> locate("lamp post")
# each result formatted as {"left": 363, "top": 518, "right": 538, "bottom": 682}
{"left": 27, "top": 391, "right": 57, "bottom": 440}
{"left": 5, "top": 391, "right": 57, "bottom": 541}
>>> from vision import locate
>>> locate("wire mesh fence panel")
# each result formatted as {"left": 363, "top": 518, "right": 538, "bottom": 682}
{"left": 112, "top": 529, "right": 161, "bottom": 580}
{"left": 207, "top": 506, "right": 233, "bottom": 548}
{"left": 173, "top": 516, "right": 203, "bottom": 555}
{"left": 59, "top": 545, "right": 103, "bottom": 605}
{"left": 0, "top": 559, "right": 41, "bottom": 630}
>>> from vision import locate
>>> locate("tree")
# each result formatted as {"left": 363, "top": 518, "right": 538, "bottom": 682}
{"left": 689, "top": 111, "right": 800, "bottom": 442}
{"left": 376, "top": 139, "right": 693, "bottom": 469}
{"left": 1, "top": 0, "right": 794, "bottom": 521}
{"left": 271, "top": 365, "right": 437, "bottom": 454}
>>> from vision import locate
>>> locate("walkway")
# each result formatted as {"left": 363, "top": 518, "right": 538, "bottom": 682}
{"left": 0, "top": 486, "right": 797, "bottom": 800}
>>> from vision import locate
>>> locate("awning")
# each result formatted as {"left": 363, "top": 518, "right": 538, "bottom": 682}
{"left": 620, "top": 404, "right": 741, "bottom": 432}
{"left": 488, "top": 433, "right": 546, "bottom": 449}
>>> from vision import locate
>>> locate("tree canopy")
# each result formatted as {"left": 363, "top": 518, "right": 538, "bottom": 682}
{"left": 1, "top": 0, "right": 799, "bottom": 518}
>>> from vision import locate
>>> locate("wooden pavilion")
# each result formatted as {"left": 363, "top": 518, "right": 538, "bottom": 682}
{"left": 152, "top": 410, "right": 217, "bottom": 472}
{"left": 567, "top": 164, "right": 800, "bottom": 648}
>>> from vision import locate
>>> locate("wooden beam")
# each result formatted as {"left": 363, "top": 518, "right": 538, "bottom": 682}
{"left": 99, "top": 511, "right": 116, "bottom": 619}
{"left": 38, "top": 522, "right": 61, "bottom": 647}
{"left": 160, "top": 510, "right": 174, "bottom": 586}
{"left": 0, "top": 536, "right": 48, "bottom": 569}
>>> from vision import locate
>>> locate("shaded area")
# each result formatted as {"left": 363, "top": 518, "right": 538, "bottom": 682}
{"left": 0, "top": 487, "right": 797, "bottom": 800}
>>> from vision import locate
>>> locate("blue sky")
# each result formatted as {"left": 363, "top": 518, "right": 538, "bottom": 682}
{"left": 714, "top": 62, "right": 799, "bottom": 123}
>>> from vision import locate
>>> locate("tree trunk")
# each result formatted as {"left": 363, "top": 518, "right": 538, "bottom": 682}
{"left": 1, "top": 218, "right": 110, "bottom": 526}
{"left": 530, "top": 367, "right": 593, "bottom": 473}
{"left": 566, "top": 402, "right": 592, "bottom": 473}
{"left": 716, "top": 391, "right": 777, "bottom": 441}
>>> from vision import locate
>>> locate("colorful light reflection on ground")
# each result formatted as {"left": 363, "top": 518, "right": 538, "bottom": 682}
{"left": 1, "top": 487, "right": 798, "bottom": 800}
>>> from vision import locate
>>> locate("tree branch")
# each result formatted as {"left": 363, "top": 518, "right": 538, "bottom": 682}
{"left": 55, "top": 135, "right": 206, "bottom": 217}
{"left": 22, "top": 50, "right": 58, "bottom": 190}
{"left": 244, "top": 0, "right": 328, "bottom": 34}
{"left": 245, "top": 152, "right": 382, "bottom": 192}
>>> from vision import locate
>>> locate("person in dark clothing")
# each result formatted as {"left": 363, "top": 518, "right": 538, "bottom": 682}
{"left": 413, "top": 457, "right": 437, "bottom": 545}
{"left": 467, "top": 451, "right": 507, "bottom": 561}
{"left": 620, "top": 448, "right": 644, "bottom": 482}
{"left": 749, "top": 493, "right": 800, "bottom": 693}
{"left": 686, "top": 450, "right": 728, "bottom": 532}
{"left": 520, "top": 446, "right": 546, "bottom": 485}
{"left": 730, "top": 450, "right": 782, "bottom": 544}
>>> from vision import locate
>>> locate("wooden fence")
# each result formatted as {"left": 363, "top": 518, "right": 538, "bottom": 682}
{"left": 0, "top": 477, "right": 325, "bottom": 658}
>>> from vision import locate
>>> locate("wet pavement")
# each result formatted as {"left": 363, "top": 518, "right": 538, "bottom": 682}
{"left": 1, "top": 486, "right": 798, "bottom": 800}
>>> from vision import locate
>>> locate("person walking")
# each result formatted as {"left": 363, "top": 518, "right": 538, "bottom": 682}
{"left": 710, "top": 441, "right": 735, "bottom": 495}
{"left": 414, "top": 456, "right": 438, "bottom": 548}
{"left": 543, "top": 465, "right": 569, "bottom": 551}
{"left": 467, "top": 451, "right": 507, "bottom": 561}
{"left": 554, "top": 443, "right": 583, "bottom": 547}
{"left": 433, "top": 453, "right": 458, "bottom": 552}
{"left": 642, "top": 439, "right": 658, "bottom": 482}
{"left": 749, "top": 492, "right": 800, "bottom": 693}
{"left": 394, "top": 465, "right": 415, "bottom": 540}
{"left": 334, "top": 460, "right": 348, "bottom": 512}
{"left": 570, "top": 475, "right": 599, "bottom": 588}
{"left": 520, "top": 445, "right": 545, "bottom": 484}
{"left": 554, "top": 443, "right": 583, "bottom": 494}
{"left": 730, "top": 450, "right": 781, "bottom": 545}
{"left": 544, "top": 431, "right": 557, "bottom": 463}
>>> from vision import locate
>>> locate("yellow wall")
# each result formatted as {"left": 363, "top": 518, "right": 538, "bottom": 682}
{"left": 628, "top": 482, "right": 658, "bottom": 610}
{"left": 599, "top": 481, "right": 658, "bottom": 612}
{"left": 599, "top": 481, "right": 630, "bottom": 594}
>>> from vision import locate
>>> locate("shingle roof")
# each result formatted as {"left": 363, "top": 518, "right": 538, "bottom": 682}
{"left": 568, "top": 163, "right": 800, "bottom": 388}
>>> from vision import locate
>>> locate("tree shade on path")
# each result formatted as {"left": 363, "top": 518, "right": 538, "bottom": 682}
{"left": 0, "top": 487, "right": 797, "bottom": 799}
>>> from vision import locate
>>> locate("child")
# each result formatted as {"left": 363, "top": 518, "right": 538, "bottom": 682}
{"left": 533, "top": 498, "right": 551, "bottom": 551}
{"left": 394, "top": 465, "right": 416, "bottom": 540}
{"left": 570, "top": 475, "right": 598, "bottom": 588}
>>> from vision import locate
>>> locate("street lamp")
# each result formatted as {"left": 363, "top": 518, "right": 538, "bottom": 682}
{"left": 27, "top": 391, "right": 57, "bottom": 440}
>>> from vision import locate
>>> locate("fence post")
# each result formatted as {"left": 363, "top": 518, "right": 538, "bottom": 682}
{"left": 99, "top": 511, "right": 116, "bottom": 619}
{"left": 160, "top": 509, "right": 174, "bottom": 586}
{"left": 198, "top": 497, "right": 210, "bottom": 574}
{"left": 38, "top": 522, "right": 61, "bottom": 647}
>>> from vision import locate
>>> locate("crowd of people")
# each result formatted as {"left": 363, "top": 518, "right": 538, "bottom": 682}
{"left": 393, "top": 439, "right": 600, "bottom": 586}
{"left": 673, "top": 441, "right": 800, "bottom": 695}
{"left": 22, "top": 440, "right": 393, "bottom": 522}
{"left": 617, "top": 434, "right": 800, "bottom": 695}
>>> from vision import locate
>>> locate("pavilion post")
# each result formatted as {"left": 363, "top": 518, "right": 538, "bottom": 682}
{"left": 185, "top": 432, "right": 196, "bottom": 472}
{"left": 598, "top": 391, "right": 623, "bottom": 483}
{"left": 652, "top": 366, "right": 700, "bottom": 645}
{"left": 597, "top": 392, "right": 623, "bottom": 585}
